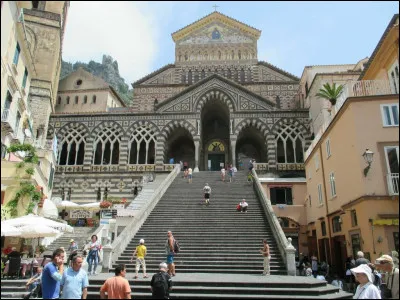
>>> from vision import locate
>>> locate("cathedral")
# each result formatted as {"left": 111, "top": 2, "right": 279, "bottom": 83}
{"left": 50, "top": 11, "right": 312, "bottom": 203}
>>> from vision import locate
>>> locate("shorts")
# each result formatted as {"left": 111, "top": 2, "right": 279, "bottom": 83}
{"left": 188, "top": 174, "right": 192, "bottom": 179}
{"left": 204, "top": 193, "right": 210, "bottom": 199}
{"left": 167, "top": 253, "right": 174, "bottom": 264}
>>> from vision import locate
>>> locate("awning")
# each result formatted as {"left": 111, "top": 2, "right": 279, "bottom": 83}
{"left": 373, "top": 219, "right": 399, "bottom": 226}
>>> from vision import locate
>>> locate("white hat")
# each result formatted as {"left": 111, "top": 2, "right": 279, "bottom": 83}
{"left": 139, "top": 239, "right": 145, "bottom": 244}
{"left": 350, "top": 264, "right": 373, "bottom": 283}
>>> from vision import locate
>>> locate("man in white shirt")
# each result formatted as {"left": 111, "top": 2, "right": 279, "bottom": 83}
{"left": 239, "top": 199, "right": 248, "bottom": 212}
{"left": 203, "top": 183, "right": 211, "bottom": 205}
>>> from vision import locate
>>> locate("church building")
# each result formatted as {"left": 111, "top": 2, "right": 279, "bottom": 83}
{"left": 50, "top": 12, "right": 312, "bottom": 203}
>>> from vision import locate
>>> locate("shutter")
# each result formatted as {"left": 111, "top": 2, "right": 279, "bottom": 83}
{"left": 286, "top": 188, "right": 293, "bottom": 205}
{"left": 270, "top": 188, "right": 277, "bottom": 205}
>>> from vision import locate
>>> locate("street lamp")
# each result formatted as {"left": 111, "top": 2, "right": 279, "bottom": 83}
{"left": 362, "top": 149, "right": 374, "bottom": 177}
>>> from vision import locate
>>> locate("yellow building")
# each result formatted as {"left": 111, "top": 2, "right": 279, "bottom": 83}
{"left": 1, "top": 2, "right": 69, "bottom": 222}
{"left": 304, "top": 14, "right": 399, "bottom": 276}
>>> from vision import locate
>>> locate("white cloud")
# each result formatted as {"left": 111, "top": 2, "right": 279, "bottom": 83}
{"left": 62, "top": 1, "right": 159, "bottom": 84}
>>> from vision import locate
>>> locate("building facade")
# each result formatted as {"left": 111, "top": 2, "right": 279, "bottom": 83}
{"left": 49, "top": 12, "right": 312, "bottom": 203}
{"left": 303, "top": 14, "right": 399, "bottom": 276}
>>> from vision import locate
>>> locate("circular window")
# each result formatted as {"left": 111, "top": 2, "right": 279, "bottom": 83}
{"left": 76, "top": 79, "right": 83, "bottom": 86}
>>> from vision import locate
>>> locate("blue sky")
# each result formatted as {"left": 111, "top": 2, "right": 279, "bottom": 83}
{"left": 62, "top": 1, "right": 399, "bottom": 84}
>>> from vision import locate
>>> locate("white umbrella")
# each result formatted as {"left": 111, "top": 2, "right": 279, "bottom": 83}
{"left": 1, "top": 214, "right": 74, "bottom": 233}
{"left": 80, "top": 202, "right": 101, "bottom": 211}
{"left": 1, "top": 223, "right": 21, "bottom": 236}
{"left": 18, "top": 224, "right": 60, "bottom": 238}
{"left": 39, "top": 199, "right": 59, "bottom": 218}
{"left": 57, "top": 200, "right": 80, "bottom": 209}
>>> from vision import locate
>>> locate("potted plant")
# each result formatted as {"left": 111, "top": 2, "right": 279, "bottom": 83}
{"left": 99, "top": 201, "right": 112, "bottom": 209}
{"left": 315, "top": 82, "right": 344, "bottom": 112}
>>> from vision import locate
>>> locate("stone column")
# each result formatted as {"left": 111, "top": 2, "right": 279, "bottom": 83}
{"left": 194, "top": 139, "right": 200, "bottom": 172}
{"left": 230, "top": 138, "right": 237, "bottom": 168}
{"left": 267, "top": 134, "right": 276, "bottom": 171}
{"left": 101, "top": 236, "right": 112, "bottom": 272}
{"left": 155, "top": 134, "right": 165, "bottom": 172}
{"left": 286, "top": 237, "right": 297, "bottom": 276}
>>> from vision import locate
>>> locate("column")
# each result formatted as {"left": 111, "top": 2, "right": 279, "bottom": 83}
{"left": 194, "top": 140, "right": 200, "bottom": 172}
{"left": 267, "top": 134, "right": 276, "bottom": 171}
{"left": 230, "top": 138, "right": 237, "bottom": 168}
{"left": 155, "top": 135, "right": 165, "bottom": 172}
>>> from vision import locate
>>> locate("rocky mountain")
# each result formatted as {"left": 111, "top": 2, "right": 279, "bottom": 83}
{"left": 60, "top": 55, "right": 133, "bottom": 106}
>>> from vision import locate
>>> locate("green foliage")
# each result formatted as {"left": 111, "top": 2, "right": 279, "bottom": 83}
{"left": 25, "top": 167, "right": 35, "bottom": 175}
{"left": 315, "top": 82, "right": 344, "bottom": 106}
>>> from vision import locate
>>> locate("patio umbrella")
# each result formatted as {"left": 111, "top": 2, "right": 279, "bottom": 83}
{"left": 80, "top": 202, "right": 101, "bottom": 211}
{"left": 56, "top": 200, "right": 80, "bottom": 209}
{"left": 18, "top": 224, "right": 60, "bottom": 255}
{"left": 1, "top": 214, "right": 74, "bottom": 233}
{"left": 39, "top": 199, "right": 59, "bottom": 219}
{"left": 1, "top": 223, "right": 22, "bottom": 236}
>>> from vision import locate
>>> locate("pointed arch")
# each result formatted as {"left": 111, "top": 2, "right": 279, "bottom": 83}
{"left": 56, "top": 122, "right": 89, "bottom": 166}
{"left": 91, "top": 121, "right": 124, "bottom": 165}
{"left": 234, "top": 118, "right": 269, "bottom": 138}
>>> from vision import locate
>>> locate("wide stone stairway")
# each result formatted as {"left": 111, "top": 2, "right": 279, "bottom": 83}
{"left": 1, "top": 171, "right": 351, "bottom": 299}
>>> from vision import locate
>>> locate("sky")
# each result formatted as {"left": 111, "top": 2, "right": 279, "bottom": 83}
{"left": 62, "top": 1, "right": 399, "bottom": 85}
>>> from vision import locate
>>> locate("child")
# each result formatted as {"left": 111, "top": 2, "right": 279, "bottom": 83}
{"left": 221, "top": 167, "right": 226, "bottom": 182}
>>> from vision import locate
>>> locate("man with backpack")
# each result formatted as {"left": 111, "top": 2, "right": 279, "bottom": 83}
{"left": 151, "top": 262, "right": 172, "bottom": 299}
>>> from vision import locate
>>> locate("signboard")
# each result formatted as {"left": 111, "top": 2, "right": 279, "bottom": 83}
{"left": 373, "top": 219, "right": 399, "bottom": 226}
{"left": 112, "top": 204, "right": 125, "bottom": 209}
{"left": 101, "top": 209, "right": 117, "bottom": 219}
{"left": 100, "top": 219, "right": 109, "bottom": 225}
{"left": 70, "top": 210, "right": 92, "bottom": 219}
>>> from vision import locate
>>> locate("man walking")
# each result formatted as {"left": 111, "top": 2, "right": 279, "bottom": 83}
{"left": 166, "top": 231, "right": 176, "bottom": 276}
{"left": 150, "top": 262, "right": 172, "bottom": 299}
{"left": 260, "top": 239, "right": 271, "bottom": 275}
{"left": 355, "top": 251, "right": 370, "bottom": 267}
{"left": 60, "top": 255, "right": 89, "bottom": 299}
{"left": 41, "top": 248, "right": 65, "bottom": 299}
{"left": 131, "top": 238, "right": 148, "bottom": 279}
{"left": 100, "top": 264, "right": 131, "bottom": 299}
{"left": 187, "top": 167, "right": 193, "bottom": 184}
{"left": 203, "top": 183, "right": 211, "bottom": 205}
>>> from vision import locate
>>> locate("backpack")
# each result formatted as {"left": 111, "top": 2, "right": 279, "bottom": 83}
{"left": 173, "top": 239, "right": 180, "bottom": 253}
{"left": 152, "top": 272, "right": 168, "bottom": 297}
{"left": 320, "top": 262, "right": 328, "bottom": 272}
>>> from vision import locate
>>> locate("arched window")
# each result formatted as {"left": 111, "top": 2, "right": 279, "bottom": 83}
{"left": 184, "top": 52, "right": 188, "bottom": 61}
{"left": 93, "top": 126, "right": 122, "bottom": 165}
{"left": 194, "top": 70, "right": 199, "bottom": 83}
{"left": 92, "top": 95, "right": 96, "bottom": 104}
{"left": 275, "top": 124, "right": 305, "bottom": 163}
{"left": 128, "top": 127, "right": 156, "bottom": 164}
{"left": 58, "top": 126, "right": 87, "bottom": 165}
{"left": 247, "top": 68, "right": 251, "bottom": 82}
{"left": 84, "top": 95, "right": 88, "bottom": 104}
{"left": 201, "top": 70, "right": 205, "bottom": 79}
{"left": 231, "top": 50, "right": 235, "bottom": 60}
{"left": 227, "top": 69, "right": 232, "bottom": 80}
{"left": 181, "top": 72, "right": 186, "bottom": 83}
{"left": 57, "top": 96, "right": 61, "bottom": 105}
{"left": 238, "top": 50, "right": 242, "bottom": 60}
{"left": 218, "top": 51, "right": 222, "bottom": 60}
{"left": 75, "top": 96, "right": 79, "bottom": 104}
{"left": 188, "top": 70, "right": 193, "bottom": 84}
{"left": 66, "top": 96, "right": 70, "bottom": 104}
{"left": 240, "top": 69, "right": 245, "bottom": 82}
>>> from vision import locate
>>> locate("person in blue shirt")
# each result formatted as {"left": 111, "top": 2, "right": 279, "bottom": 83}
{"left": 61, "top": 255, "right": 89, "bottom": 299}
{"left": 41, "top": 248, "right": 65, "bottom": 299}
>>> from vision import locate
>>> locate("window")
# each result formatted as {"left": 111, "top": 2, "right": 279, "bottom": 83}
{"left": 5, "top": 91, "right": 12, "bottom": 109}
{"left": 329, "top": 172, "right": 336, "bottom": 197}
{"left": 388, "top": 60, "right": 399, "bottom": 94}
{"left": 332, "top": 216, "right": 342, "bottom": 233}
{"left": 326, "top": 138, "right": 331, "bottom": 157}
{"left": 351, "top": 210, "right": 358, "bottom": 227}
{"left": 84, "top": 95, "right": 87, "bottom": 104}
{"left": 270, "top": 187, "right": 293, "bottom": 205}
{"left": 1, "top": 143, "right": 7, "bottom": 159}
{"left": 93, "top": 125, "right": 122, "bottom": 165}
{"left": 57, "top": 96, "right": 61, "bottom": 105}
{"left": 13, "top": 42, "right": 21, "bottom": 65}
{"left": 317, "top": 184, "right": 323, "bottom": 205}
{"left": 22, "top": 68, "right": 28, "bottom": 89}
{"left": 384, "top": 146, "right": 399, "bottom": 195}
{"left": 66, "top": 96, "right": 70, "bottom": 104}
{"left": 394, "top": 232, "right": 399, "bottom": 252}
{"left": 92, "top": 95, "right": 96, "bottom": 104}
{"left": 188, "top": 70, "right": 192, "bottom": 84}
{"left": 75, "top": 96, "right": 78, "bottom": 104}
{"left": 315, "top": 154, "right": 320, "bottom": 170}
{"left": 321, "top": 221, "right": 326, "bottom": 236}
{"left": 275, "top": 124, "right": 305, "bottom": 163}
{"left": 58, "top": 126, "right": 87, "bottom": 165}
{"left": 128, "top": 126, "right": 156, "bottom": 164}
{"left": 48, "top": 164, "right": 54, "bottom": 189}
{"left": 15, "top": 111, "right": 21, "bottom": 131}
{"left": 381, "top": 104, "right": 399, "bottom": 126}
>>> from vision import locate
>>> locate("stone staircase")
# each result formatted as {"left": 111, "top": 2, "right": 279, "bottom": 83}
{"left": 45, "top": 226, "right": 97, "bottom": 254}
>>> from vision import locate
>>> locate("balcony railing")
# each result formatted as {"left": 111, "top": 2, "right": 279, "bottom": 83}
{"left": 305, "top": 80, "right": 394, "bottom": 160}
{"left": 1, "top": 108, "right": 16, "bottom": 133}
{"left": 387, "top": 173, "right": 399, "bottom": 195}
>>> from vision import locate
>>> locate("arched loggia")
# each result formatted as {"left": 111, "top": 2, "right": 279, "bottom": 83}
{"left": 236, "top": 126, "right": 268, "bottom": 170}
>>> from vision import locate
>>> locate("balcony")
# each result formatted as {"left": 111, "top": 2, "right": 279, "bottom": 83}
{"left": 387, "top": 173, "right": 399, "bottom": 195}
{"left": 1, "top": 108, "right": 16, "bottom": 134}
{"left": 305, "top": 80, "right": 394, "bottom": 160}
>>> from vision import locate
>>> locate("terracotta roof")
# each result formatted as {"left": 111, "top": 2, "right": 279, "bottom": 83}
{"left": 359, "top": 14, "right": 399, "bottom": 80}
{"left": 132, "top": 64, "right": 175, "bottom": 87}
{"left": 155, "top": 73, "right": 276, "bottom": 110}
{"left": 257, "top": 61, "right": 300, "bottom": 81}
{"left": 171, "top": 11, "right": 261, "bottom": 39}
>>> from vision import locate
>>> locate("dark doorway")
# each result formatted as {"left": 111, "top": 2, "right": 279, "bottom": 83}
{"left": 332, "top": 235, "right": 346, "bottom": 277}
{"left": 208, "top": 154, "right": 225, "bottom": 171}
{"left": 165, "top": 127, "right": 195, "bottom": 167}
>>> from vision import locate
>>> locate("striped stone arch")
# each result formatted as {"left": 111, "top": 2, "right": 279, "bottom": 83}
{"left": 194, "top": 89, "right": 235, "bottom": 113}
{"left": 90, "top": 121, "right": 125, "bottom": 139}
{"left": 234, "top": 118, "right": 270, "bottom": 138}
{"left": 56, "top": 122, "right": 90, "bottom": 141}
{"left": 160, "top": 120, "right": 197, "bottom": 140}
{"left": 126, "top": 120, "right": 160, "bottom": 137}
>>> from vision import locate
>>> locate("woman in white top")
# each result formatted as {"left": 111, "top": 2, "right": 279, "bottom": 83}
{"left": 351, "top": 264, "right": 381, "bottom": 299}
{"left": 220, "top": 168, "right": 226, "bottom": 182}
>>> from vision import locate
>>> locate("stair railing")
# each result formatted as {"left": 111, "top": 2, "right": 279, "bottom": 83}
{"left": 251, "top": 169, "right": 297, "bottom": 276}
{"left": 102, "top": 165, "right": 181, "bottom": 271}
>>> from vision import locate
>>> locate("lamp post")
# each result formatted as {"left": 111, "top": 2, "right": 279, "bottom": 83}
{"left": 362, "top": 149, "right": 374, "bottom": 177}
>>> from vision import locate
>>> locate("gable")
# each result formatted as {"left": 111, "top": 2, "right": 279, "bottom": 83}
{"left": 156, "top": 75, "right": 276, "bottom": 113}
{"left": 141, "top": 67, "right": 176, "bottom": 85}
{"left": 257, "top": 62, "right": 300, "bottom": 82}
{"left": 58, "top": 68, "right": 109, "bottom": 91}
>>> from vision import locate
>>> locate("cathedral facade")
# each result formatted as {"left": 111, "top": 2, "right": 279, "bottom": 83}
{"left": 50, "top": 12, "right": 312, "bottom": 203}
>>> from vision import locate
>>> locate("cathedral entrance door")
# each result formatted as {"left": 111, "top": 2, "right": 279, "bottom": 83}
{"left": 208, "top": 154, "right": 225, "bottom": 171}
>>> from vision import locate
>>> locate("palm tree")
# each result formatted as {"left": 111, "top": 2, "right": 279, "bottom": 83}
{"left": 315, "top": 82, "right": 344, "bottom": 106}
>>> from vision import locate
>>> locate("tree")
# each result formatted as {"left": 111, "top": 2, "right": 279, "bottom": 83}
{"left": 315, "top": 82, "right": 344, "bottom": 106}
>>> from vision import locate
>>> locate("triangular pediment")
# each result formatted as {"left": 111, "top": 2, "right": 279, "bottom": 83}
{"left": 172, "top": 12, "right": 261, "bottom": 44}
{"left": 156, "top": 74, "right": 276, "bottom": 113}
{"left": 58, "top": 67, "right": 109, "bottom": 91}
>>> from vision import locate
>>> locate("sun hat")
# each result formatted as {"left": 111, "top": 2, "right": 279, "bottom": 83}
{"left": 350, "top": 264, "right": 373, "bottom": 283}
{"left": 375, "top": 254, "right": 393, "bottom": 264}
{"left": 70, "top": 239, "right": 74, "bottom": 243}
{"left": 139, "top": 239, "right": 145, "bottom": 244}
